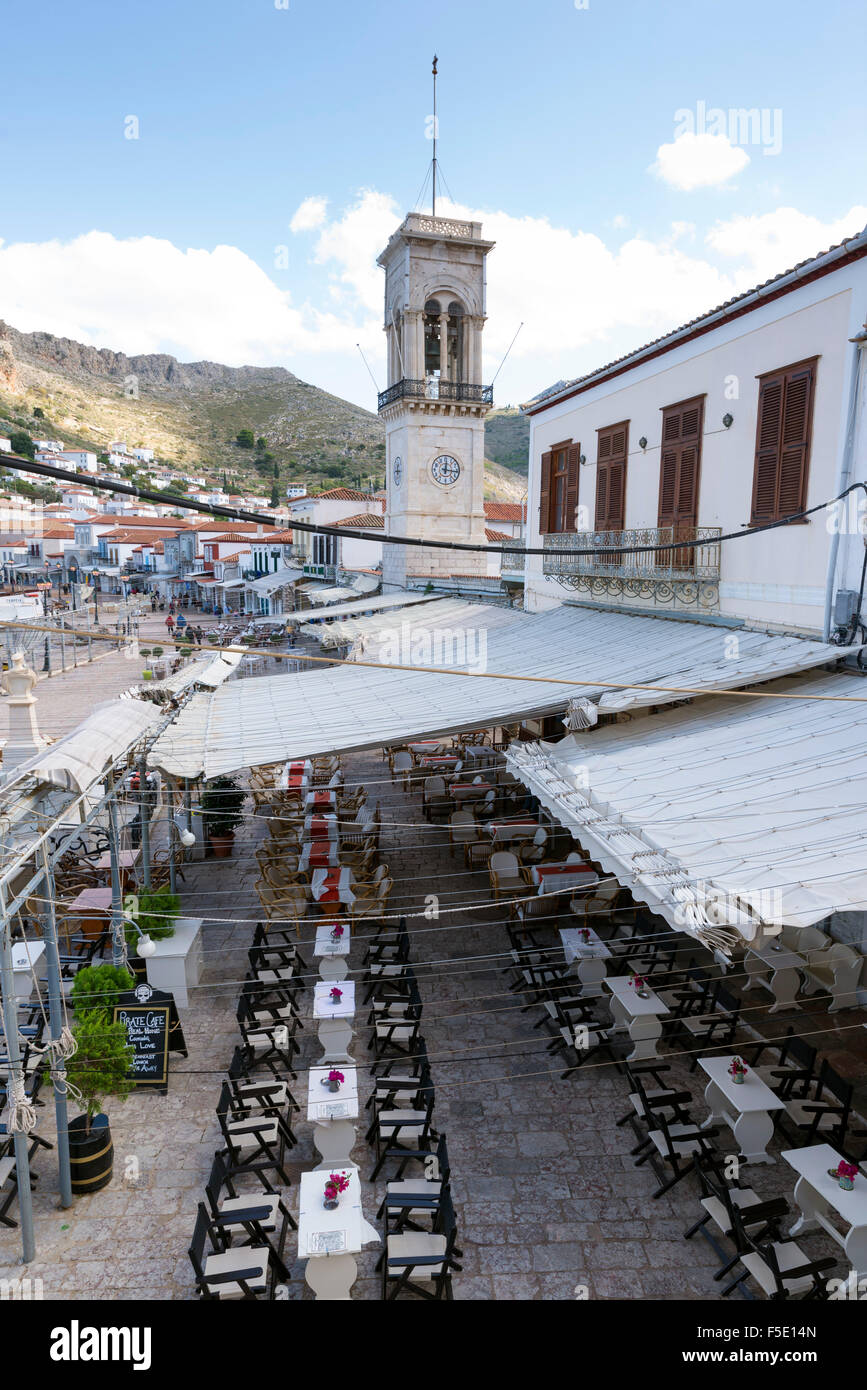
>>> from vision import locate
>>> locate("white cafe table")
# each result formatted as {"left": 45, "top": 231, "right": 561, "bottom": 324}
{"left": 533, "top": 863, "right": 598, "bottom": 896}
{"left": 11, "top": 940, "right": 46, "bottom": 1003}
{"left": 603, "top": 976, "right": 669, "bottom": 1060}
{"left": 313, "top": 979, "right": 355, "bottom": 1063}
{"left": 308, "top": 1064, "right": 360, "bottom": 1170}
{"left": 560, "top": 926, "right": 610, "bottom": 996}
{"left": 297, "top": 1169, "right": 379, "bottom": 1300}
{"left": 314, "top": 922, "right": 351, "bottom": 981}
{"left": 697, "top": 1056, "right": 786, "bottom": 1164}
{"left": 744, "top": 937, "right": 803, "bottom": 1014}
{"left": 783, "top": 1143, "right": 867, "bottom": 1279}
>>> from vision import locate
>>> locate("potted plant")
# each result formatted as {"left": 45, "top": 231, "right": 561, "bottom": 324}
{"left": 322, "top": 1068, "right": 344, "bottom": 1093}
{"left": 323, "top": 1171, "right": 350, "bottom": 1210}
{"left": 329, "top": 985, "right": 343, "bottom": 1006}
{"left": 201, "top": 775, "right": 246, "bottom": 857}
{"left": 728, "top": 1057, "right": 748, "bottom": 1085}
{"left": 71, "top": 962, "right": 135, "bottom": 1019}
{"left": 829, "top": 1160, "right": 858, "bottom": 1191}
{"left": 631, "top": 974, "right": 649, "bottom": 998}
{"left": 124, "top": 884, "right": 178, "bottom": 962}
{"left": 139, "top": 647, "right": 153, "bottom": 680}
{"left": 64, "top": 1011, "right": 135, "bottom": 1194}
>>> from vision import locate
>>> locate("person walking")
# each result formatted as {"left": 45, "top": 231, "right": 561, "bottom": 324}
{"left": 165, "top": 613, "right": 175, "bottom": 635}
{"left": 176, "top": 611, "right": 187, "bottom": 633}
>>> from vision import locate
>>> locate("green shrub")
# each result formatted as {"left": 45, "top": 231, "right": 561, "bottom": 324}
{"left": 65, "top": 1012, "right": 135, "bottom": 1134}
{"left": 71, "top": 963, "right": 134, "bottom": 1019}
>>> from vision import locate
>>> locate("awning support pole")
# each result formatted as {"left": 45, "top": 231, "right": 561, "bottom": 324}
{"left": 39, "top": 847, "right": 72, "bottom": 1208}
{"left": 0, "top": 886, "right": 36, "bottom": 1262}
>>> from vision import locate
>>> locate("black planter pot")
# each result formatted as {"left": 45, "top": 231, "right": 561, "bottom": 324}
{"left": 69, "top": 1113, "right": 114, "bottom": 1195}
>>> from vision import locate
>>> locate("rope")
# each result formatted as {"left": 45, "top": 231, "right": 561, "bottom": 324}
{"left": 2, "top": 1072, "right": 38, "bottom": 1134}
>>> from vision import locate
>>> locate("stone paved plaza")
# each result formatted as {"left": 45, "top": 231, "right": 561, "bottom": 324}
{"left": 0, "top": 745, "right": 854, "bottom": 1301}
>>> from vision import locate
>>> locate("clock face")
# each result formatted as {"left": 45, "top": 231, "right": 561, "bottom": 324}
{"left": 431, "top": 454, "right": 461, "bottom": 486}
{"left": 392, "top": 456, "right": 402, "bottom": 487}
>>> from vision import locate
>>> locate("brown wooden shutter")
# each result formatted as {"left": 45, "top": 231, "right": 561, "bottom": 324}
{"left": 751, "top": 360, "right": 815, "bottom": 522}
{"left": 564, "top": 444, "right": 580, "bottom": 531}
{"left": 778, "top": 362, "right": 814, "bottom": 515}
{"left": 595, "top": 423, "right": 628, "bottom": 529}
{"left": 658, "top": 398, "right": 703, "bottom": 529}
{"left": 538, "top": 450, "right": 553, "bottom": 534}
{"left": 751, "top": 375, "right": 784, "bottom": 522}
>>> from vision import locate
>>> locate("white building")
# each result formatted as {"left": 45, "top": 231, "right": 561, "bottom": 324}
{"left": 289, "top": 489, "right": 383, "bottom": 575}
{"left": 57, "top": 449, "right": 98, "bottom": 472}
{"left": 286, "top": 483, "right": 307, "bottom": 499}
{"left": 522, "top": 224, "right": 867, "bottom": 639}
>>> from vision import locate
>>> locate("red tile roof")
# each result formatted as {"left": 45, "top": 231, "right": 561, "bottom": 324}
{"left": 485, "top": 528, "right": 511, "bottom": 542}
{"left": 305, "top": 488, "right": 371, "bottom": 502}
{"left": 333, "top": 513, "right": 385, "bottom": 530}
{"left": 483, "top": 502, "right": 523, "bottom": 522}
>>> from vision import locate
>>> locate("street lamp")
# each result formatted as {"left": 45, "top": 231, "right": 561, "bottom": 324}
{"left": 91, "top": 567, "right": 100, "bottom": 622}
{"left": 42, "top": 562, "right": 50, "bottom": 672}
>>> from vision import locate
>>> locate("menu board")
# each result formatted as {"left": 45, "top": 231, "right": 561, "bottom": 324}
{"left": 113, "top": 1000, "right": 170, "bottom": 1090}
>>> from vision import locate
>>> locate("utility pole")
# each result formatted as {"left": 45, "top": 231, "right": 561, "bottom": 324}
{"left": 0, "top": 885, "right": 36, "bottom": 1262}
{"left": 39, "top": 846, "right": 72, "bottom": 1208}
{"left": 107, "top": 777, "right": 126, "bottom": 968}
{"left": 139, "top": 757, "right": 152, "bottom": 890}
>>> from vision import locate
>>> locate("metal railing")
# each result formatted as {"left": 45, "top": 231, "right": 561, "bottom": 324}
{"left": 377, "top": 378, "right": 494, "bottom": 411}
{"left": 542, "top": 526, "right": 722, "bottom": 582}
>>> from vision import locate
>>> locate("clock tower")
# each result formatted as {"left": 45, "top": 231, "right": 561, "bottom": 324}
{"left": 376, "top": 212, "right": 495, "bottom": 589}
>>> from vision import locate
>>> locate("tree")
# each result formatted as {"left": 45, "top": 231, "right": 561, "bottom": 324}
{"left": 9, "top": 430, "right": 35, "bottom": 458}
{"left": 272, "top": 460, "right": 279, "bottom": 479}
{"left": 32, "top": 406, "right": 44, "bottom": 419}
{"left": 65, "top": 1012, "right": 135, "bottom": 1134}
{"left": 236, "top": 429, "right": 255, "bottom": 449}
{"left": 269, "top": 480, "right": 280, "bottom": 508}
{"left": 256, "top": 436, "right": 267, "bottom": 452}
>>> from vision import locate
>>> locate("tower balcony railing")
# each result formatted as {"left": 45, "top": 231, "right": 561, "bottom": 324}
{"left": 542, "top": 526, "right": 722, "bottom": 582}
{"left": 377, "top": 378, "right": 493, "bottom": 411}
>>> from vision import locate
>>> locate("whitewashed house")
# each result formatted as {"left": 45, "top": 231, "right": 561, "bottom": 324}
{"left": 522, "top": 224, "right": 867, "bottom": 640}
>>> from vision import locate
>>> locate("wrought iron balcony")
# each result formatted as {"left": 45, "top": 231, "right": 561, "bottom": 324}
{"left": 377, "top": 378, "right": 494, "bottom": 411}
{"left": 543, "top": 526, "right": 721, "bottom": 581}
{"left": 500, "top": 545, "right": 526, "bottom": 572}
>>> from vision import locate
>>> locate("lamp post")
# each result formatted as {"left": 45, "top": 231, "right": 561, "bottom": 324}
{"left": 91, "top": 567, "right": 100, "bottom": 623}
{"left": 42, "top": 564, "right": 50, "bottom": 672}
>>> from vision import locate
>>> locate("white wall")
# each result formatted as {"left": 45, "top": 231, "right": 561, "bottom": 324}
{"left": 525, "top": 258, "right": 867, "bottom": 634}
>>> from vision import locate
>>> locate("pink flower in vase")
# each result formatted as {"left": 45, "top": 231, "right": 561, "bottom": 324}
{"left": 632, "top": 975, "right": 645, "bottom": 989}
{"left": 328, "top": 1070, "right": 345, "bottom": 1085}
{"left": 330, "top": 924, "right": 344, "bottom": 939}
{"left": 837, "top": 1161, "right": 858, "bottom": 1180}
{"left": 327, "top": 1171, "right": 350, "bottom": 1196}
{"left": 329, "top": 986, "right": 343, "bottom": 1003}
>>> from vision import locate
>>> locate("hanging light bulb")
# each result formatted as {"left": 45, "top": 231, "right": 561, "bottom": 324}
{"left": 137, "top": 933, "right": 157, "bottom": 958}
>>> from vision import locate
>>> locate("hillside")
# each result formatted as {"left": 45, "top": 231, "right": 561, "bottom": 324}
{"left": 0, "top": 321, "right": 528, "bottom": 498}
{"left": 484, "top": 407, "right": 530, "bottom": 473}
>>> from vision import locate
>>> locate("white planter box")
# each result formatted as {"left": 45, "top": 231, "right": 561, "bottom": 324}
{"left": 145, "top": 917, "right": 203, "bottom": 1008}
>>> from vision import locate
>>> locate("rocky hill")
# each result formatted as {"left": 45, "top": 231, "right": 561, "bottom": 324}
{"left": 0, "top": 322, "right": 528, "bottom": 497}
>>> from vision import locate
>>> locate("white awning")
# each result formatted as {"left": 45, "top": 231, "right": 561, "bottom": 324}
{"left": 246, "top": 568, "right": 304, "bottom": 594}
{"left": 147, "top": 650, "right": 241, "bottom": 695}
{"left": 146, "top": 601, "right": 858, "bottom": 782}
{"left": 284, "top": 591, "right": 434, "bottom": 624}
{"left": 301, "top": 584, "right": 360, "bottom": 606}
{"left": 507, "top": 671, "right": 867, "bottom": 941}
{"left": 22, "top": 699, "right": 162, "bottom": 793}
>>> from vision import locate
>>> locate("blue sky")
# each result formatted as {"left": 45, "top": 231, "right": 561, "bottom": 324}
{"left": 1, "top": 0, "right": 865, "bottom": 410}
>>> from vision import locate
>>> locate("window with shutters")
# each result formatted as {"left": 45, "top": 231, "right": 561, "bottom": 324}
{"left": 658, "top": 396, "right": 704, "bottom": 569}
{"left": 750, "top": 359, "right": 817, "bottom": 524}
{"left": 595, "top": 423, "right": 628, "bottom": 531}
{"left": 538, "top": 441, "right": 580, "bottom": 533}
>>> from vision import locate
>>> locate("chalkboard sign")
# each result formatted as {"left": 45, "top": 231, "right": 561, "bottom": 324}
{"left": 113, "top": 1001, "right": 170, "bottom": 1091}
{"left": 116, "top": 983, "right": 188, "bottom": 1058}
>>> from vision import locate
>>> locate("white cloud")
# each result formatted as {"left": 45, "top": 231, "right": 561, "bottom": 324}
{"left": 651, "top": 132, "right": 750, "bottom": 191}
{"left": 706, "top": 204, "right": 867, "bottom": 281}
{"left": 289, "top": 196, "right": 328, "bottom": 233}
{"left": 0, "top": 197, "right": 863, "bottom": 410}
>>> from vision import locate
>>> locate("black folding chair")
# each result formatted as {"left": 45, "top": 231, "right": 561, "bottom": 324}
{"left": 378, "top": 1186, "right": 462, "bottom": 1301}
